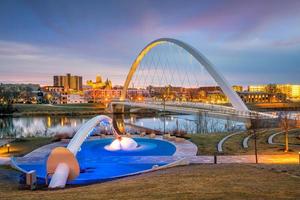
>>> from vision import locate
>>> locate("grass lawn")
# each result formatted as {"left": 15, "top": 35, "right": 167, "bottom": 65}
{"left": 0, "top": 137, "right": 53, "bottom": 157}
{"left": 12, "top": 103, "right": 105, "bottom": 115}
{"left": 188, "top": 128, "right": 300, "bottom": 155}
{"left": 187, "top": 133, "right": 231, "bottom": 155}
{"left": 224, "top": 128, "right": 300, "bottom": 155}
{"left": 0, "top": 164, "right": 299, "bottom": 200}
{"left": 273, "top": 129, "right": 300, "bottom": 145}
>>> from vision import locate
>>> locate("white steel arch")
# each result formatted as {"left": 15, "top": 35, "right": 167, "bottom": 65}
{"left": 121, "top": 38, "right": 248, "bottom": 112}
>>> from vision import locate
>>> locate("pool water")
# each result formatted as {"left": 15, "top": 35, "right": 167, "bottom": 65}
{"left": 17, "top": 138, "right": 176, "bottom": 184}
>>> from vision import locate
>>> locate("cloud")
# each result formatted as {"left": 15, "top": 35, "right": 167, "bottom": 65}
{"left": 0, "top": 40, "right": 128, "bottom": 85}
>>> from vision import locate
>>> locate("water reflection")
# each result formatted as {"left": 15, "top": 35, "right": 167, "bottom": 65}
{"left": 0, "top": 113, "right": 246, "bottom": 138}
{"left": 125, "top": 114, "right": 245, "bottom": 134}
{"left": 0, "top": 116, "right": 91, "bottom": 138}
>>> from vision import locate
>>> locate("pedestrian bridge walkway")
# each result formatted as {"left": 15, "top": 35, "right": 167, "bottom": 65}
{"left": 111, "top": 100, "right": 276, "bottom": 120}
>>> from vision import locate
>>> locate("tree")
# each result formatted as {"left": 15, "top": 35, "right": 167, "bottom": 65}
{"left": 279, "top": 112, "right": 295, "bottom": 152}
{"left": 247, "top": 113, "right": 261, "bottom": 164}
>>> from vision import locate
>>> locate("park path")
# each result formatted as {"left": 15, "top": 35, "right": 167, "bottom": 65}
{"left": 188, "top": 154, "right": 299, "bottom": 164}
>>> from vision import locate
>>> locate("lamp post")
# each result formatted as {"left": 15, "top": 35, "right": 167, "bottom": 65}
{"left": 6, "top": 144, "right": 10, "bottom": 153}
{"left": 163, "top": 94, "right": 166, "bottom": 135}
{"left": 247, "top": 113, "right": 259, "bottom": 164}
{"left": 253, "top": 129, "right": 258, "bottom": 164}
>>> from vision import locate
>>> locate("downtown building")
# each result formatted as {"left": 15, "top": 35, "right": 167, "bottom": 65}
{"left": 248, "top": 84, "right": 300, "bottom": 102}
{"left": 53, "top": 73, "right": 83, "bottom": 91}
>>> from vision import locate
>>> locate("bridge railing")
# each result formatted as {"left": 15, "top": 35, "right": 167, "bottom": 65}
{"left": 146, "top": 100, "right": 276, "bottom": 119}
{"left": 113, "top": 100, "right": 277, "bottom": 119}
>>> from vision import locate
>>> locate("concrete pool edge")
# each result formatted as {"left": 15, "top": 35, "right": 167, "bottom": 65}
{"left": 10, "top": 136, "right": 197, "bottom": 185}
{"left": 22, "top": 136, "right": 198, "bottom": 159}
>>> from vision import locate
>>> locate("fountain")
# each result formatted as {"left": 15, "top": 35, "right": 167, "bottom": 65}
{"left": 47, "top": 115, "right": 139, "bottom": 188}
{"left": 12, "top": 115, "right": 178, "bottom": 187}
{"left": 105, "top": 136, "right": 138, "bottom": 151}
{"left": 100, "top": 117, "right": 138, "bottom": 151}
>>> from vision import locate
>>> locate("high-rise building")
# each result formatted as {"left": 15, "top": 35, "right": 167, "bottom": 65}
{"left": 53, "top": 73, "right": 82, "bottom": 91}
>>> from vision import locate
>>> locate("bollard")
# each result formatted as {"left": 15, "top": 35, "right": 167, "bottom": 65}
{"left": 214, "top": 154, "right": 217, "bottom": 164}
{"left": 26, "top": 170, "right": 37, "bottom": 190}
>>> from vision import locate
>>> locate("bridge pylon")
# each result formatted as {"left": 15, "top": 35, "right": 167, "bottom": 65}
{"left": 110, "top": 102, "right": 125, "bottom": 114}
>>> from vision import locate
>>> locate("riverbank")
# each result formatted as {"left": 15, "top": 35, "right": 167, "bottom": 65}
{"left": 247, "top": 102, "right": 300, "bottom": 111}
{"left": 0, "top": 103, "right": 107, "bottom": 116}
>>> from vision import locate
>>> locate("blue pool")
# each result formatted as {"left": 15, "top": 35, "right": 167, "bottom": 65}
{"left": 16, "top": 138, "right": 176, "bottom": 184}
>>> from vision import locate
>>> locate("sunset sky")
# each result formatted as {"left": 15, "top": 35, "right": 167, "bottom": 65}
{"left": 0, "top": 0, "right": 300, "bottom": 86}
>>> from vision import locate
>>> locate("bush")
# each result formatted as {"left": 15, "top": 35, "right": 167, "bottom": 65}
{"left": 0, "top": 103, "right": 16, "bottom": 114}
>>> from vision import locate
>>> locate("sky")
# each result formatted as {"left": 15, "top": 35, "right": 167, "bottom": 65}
{"left": 0, "top": 0, "right": 300, "bottom": 86}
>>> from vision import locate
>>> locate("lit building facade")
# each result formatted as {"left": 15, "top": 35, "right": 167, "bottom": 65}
{"left": 85, "top": 89, "right": 122, "bottom": 103}
{"left": 84, "top": 88, "right": 149, "bottom": 103}
{"left": 86, "top": 75, "right": 112, "bottom": 89}
{"left": 53, "top": 73, "right": 83, "bottom": 91}
{"left": 41, "top": 86, "right": 65, "bottom": 104}
{"left": 42, "top": 86, "right": 64, "bottom": 93}
{"left": 65, "top": 94, "right": 87, "bottom": 104}
{"left": 238, "top": 91, "right": 286, "bottom": 103}
{"left": 232, "top": 85, "right": 243, "bottom": 92}
{"left": 248, "top": 84, "right": 300, "bottom": 101}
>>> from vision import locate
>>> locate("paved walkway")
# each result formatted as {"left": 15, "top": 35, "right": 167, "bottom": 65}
{"left": 0, "top": 157, "right": 10, "bottom": 165}
{"left": 188, "top": 154, "right": 299, "bottom": 164}
{"left": 217, "top": 131, "right": 243, "bottom": 152}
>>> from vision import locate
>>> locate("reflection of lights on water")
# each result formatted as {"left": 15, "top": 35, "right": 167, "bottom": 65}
{"left": 47, "top": 116, "right": 51, "bottom": 128}
{"left": 71, "top": 121, "right": 77, "bottom": 127}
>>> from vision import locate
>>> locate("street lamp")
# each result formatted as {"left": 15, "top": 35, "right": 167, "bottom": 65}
{"left": 6, "top": 144, "right": 10, "bottom": 153}
{"left": 163, "top": 94, "right": 166, "bottom": 135}
{"left": 246, "top": 115, "right": 259, "bottom": 164}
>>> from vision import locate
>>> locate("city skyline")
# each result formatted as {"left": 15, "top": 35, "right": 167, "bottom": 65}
{"left": 1, "top": 0, "right": 300, "bottom": 86}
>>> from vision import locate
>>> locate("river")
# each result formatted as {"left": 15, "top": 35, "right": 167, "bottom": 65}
{"left": 0, "top": 112, "right": 248, "bottom": 138}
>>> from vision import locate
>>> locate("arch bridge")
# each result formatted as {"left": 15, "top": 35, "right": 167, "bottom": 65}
{"left": 111, "top": 38, "right": 275, "bottom": 120}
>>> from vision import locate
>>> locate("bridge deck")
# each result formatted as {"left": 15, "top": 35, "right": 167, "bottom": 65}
{"left": 112, "top": 101, "right": 276, "bottom": 120}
